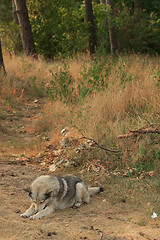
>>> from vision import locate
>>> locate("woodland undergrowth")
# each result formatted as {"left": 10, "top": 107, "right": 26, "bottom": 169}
{"left": 0, "top": 53, "right": 159, "bottom": 172}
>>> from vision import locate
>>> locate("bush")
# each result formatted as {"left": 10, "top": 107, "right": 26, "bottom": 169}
{"left": 115, "top": 6, "right": 160, "bottom": 53}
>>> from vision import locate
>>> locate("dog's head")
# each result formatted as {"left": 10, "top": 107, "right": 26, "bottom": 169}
{"left": 24, "top": 175, "right": 59, "bottom": 212}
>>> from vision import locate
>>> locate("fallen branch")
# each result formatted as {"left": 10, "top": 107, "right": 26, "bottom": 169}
{"left": 139, "top": 231, "right": 157, "bottom": 240}
{"left": 74, "top": 125, "right": 119, "bottom": 154}
{"left": 98, "top": 231, "right": 103, "bottom": 240}
{"left": 90, "top": 226, "right": 104, "bottom": 240}
{"left": 117, "top": 124, "right": 160, "bottom": 139}
{"left": 117, "top": 132, "right": 137, "bottom": 139}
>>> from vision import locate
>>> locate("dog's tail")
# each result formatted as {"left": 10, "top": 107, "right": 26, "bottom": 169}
{"left": 88, "top": 187, "right": 104, "bottom": 197}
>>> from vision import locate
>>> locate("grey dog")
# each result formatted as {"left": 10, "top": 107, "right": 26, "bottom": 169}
{"left": 21, "top": 174, "right": 104, "bottom": 219}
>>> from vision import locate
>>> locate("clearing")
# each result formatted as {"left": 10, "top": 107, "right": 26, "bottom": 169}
{"left": 0, "top": 98, "right": 160, "bottom": 240}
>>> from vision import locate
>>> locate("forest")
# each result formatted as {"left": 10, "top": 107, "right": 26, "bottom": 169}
{"left": 0, "top": 0, "right": 160, "bottom": 58}
{"left": 0, "top": 1, "right": 160, "bottom": 239}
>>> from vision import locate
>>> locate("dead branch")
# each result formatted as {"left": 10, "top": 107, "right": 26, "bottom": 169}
{"left": 73, "top": 125, "right": 119, "bottom": 154}
{"left": 98, "top": 231, "right": 103, "bottom": 240}
{"left": 139, "top": 231, "right": 157, "bottom": 240}
{"left": 117, "top": 124, "right": 160, "bottom": 139}
{"left": 117, "top": 132, "right": 137, "bottom": 139}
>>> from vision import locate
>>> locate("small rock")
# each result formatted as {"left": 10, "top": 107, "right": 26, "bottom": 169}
{"left": 129, "top": 168, "right": 133, "bottom": 174}
{"left": 61, "top": 127, "right": 70, "bottom": 136}
{"left": 49, "top": 164, "right": 57, "bottom": 172}
{"left": 40, "top": 162, "right": 46, "bottom": 166}
{"left": 60, "top": 137, "right": 70, "bottom": 147}
{"left": 47, "top": 231, "right": 57, "bottom": 236}
{"left": 81, "top": 226, "right": 88, "bottom": 230}
{"left": 15, "top": 209, "right": 21, "bottom": 213}
{"left": 10, "top": 173, "right": 16, "bottom": 177}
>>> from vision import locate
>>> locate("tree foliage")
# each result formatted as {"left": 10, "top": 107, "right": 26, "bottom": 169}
{"left": 1, "top": 0, "right": 160, "bottom": 57}
{"left": 115, "top": 3, "right": 160, "bottom": 53}
{"left": 26, "top": 0, "right": 88, "bottom": 58}
{"left": 0, "top": 0, "right": 22, "bottom": 54}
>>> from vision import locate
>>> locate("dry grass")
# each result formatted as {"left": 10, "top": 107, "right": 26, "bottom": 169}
{"left": 1, "top": 54, "right": 91, "bottom": 100}
{"left": 1, "top": 53, "right": 159, "bottom": 169}
{"left": 69, "top": 54, "right": 159, "bottom": 142}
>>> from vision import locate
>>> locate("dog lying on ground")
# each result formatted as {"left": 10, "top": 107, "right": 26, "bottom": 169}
{"left": 21, "top": 174, "right": 104, "bottom": 220}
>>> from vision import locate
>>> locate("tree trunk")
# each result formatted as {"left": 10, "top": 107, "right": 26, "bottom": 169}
{"left": 13, "top": 0, "right": 37, "bottom": 58}
{"left": 100, "top": 0, "right": 106, "bottom": 4}
{"left": 134, "top": 0, "right": 141, "bottom": 10}
{"left": 12, "top": 0, "right": 19, "bottom": 25}
{"left": 85, "top": 0, "right": 97, "bottom": 55}
{"left": 0, "top": 40, "right": 6, "bottom": 74}
{"left": 106, "top": 0, "right": 118, "bottom": 55}
{"left": 134, "top": 0, "right": 141, "bottom": 18}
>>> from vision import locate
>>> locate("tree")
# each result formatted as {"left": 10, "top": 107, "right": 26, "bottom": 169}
{"left": 100, "top": 0, "right": 106, "bottom": 4}
{"left": 85, "top": 0, "right": 97, "bottom": 54}
{"left": 13, "top": 0, "right": 37, "bottom": 57}
{"left": 106, "top": 0, "right": 118, "bottom": 55}
{"left": 0, "top": 40, "right": 6, "bottom": 74}
{"left": 134, "top": 0, "right": 141, "bottom": 10}
{"left": 12, "top": 0, "right": 19, "bottom": 25}
{"left": 134, "top": 0, "right": 141, "bottom": 18}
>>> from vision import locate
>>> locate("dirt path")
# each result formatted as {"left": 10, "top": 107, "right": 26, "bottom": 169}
{"left": 0, "top": 157, "right": 160, "bottom": 240}
{"left": 0, "top": 99, "right": 160, "bottom": 240}
{"left": 0, "top": 98, "right": 46, "bottom": 156}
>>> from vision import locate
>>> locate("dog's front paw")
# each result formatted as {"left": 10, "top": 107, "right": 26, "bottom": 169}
{"left": 73, "top": 202, "right": 82, "bottom": 208}
{"left": 30, "top": 214, "right": 41, "bottom": 220}
{"left": 30, "top": 215, "right": 37, "bottom": 220}
{"left": 21, "top": 213, "right": 29, "bottom": 218}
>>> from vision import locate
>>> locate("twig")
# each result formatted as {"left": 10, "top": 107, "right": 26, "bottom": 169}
{"left": 90, "top": 226, "right": 104, "bottom": 240}
{"left": 71, "top": 230, "right": 82, "bottom": 240}
{"left": 73, "top": 125, "right": 119, "bottom": 154}
{"left": 139, "top": 231, "right": 157, "bottom": 240}
{"left": 98, "top": 231, "right": 103, "bottom": 240}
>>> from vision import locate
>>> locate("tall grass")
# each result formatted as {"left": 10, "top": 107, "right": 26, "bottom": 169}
{"left": 1, "top": 53, "right": 159, "bottom": 170}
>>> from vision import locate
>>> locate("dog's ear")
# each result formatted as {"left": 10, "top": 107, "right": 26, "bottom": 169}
{"left": 23, "top": 187, "right": 31, "bottom": 194}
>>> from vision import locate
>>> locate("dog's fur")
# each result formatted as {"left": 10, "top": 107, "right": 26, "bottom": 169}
{"left": 21, "top": 174, "right": 104, "bottom": 220}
